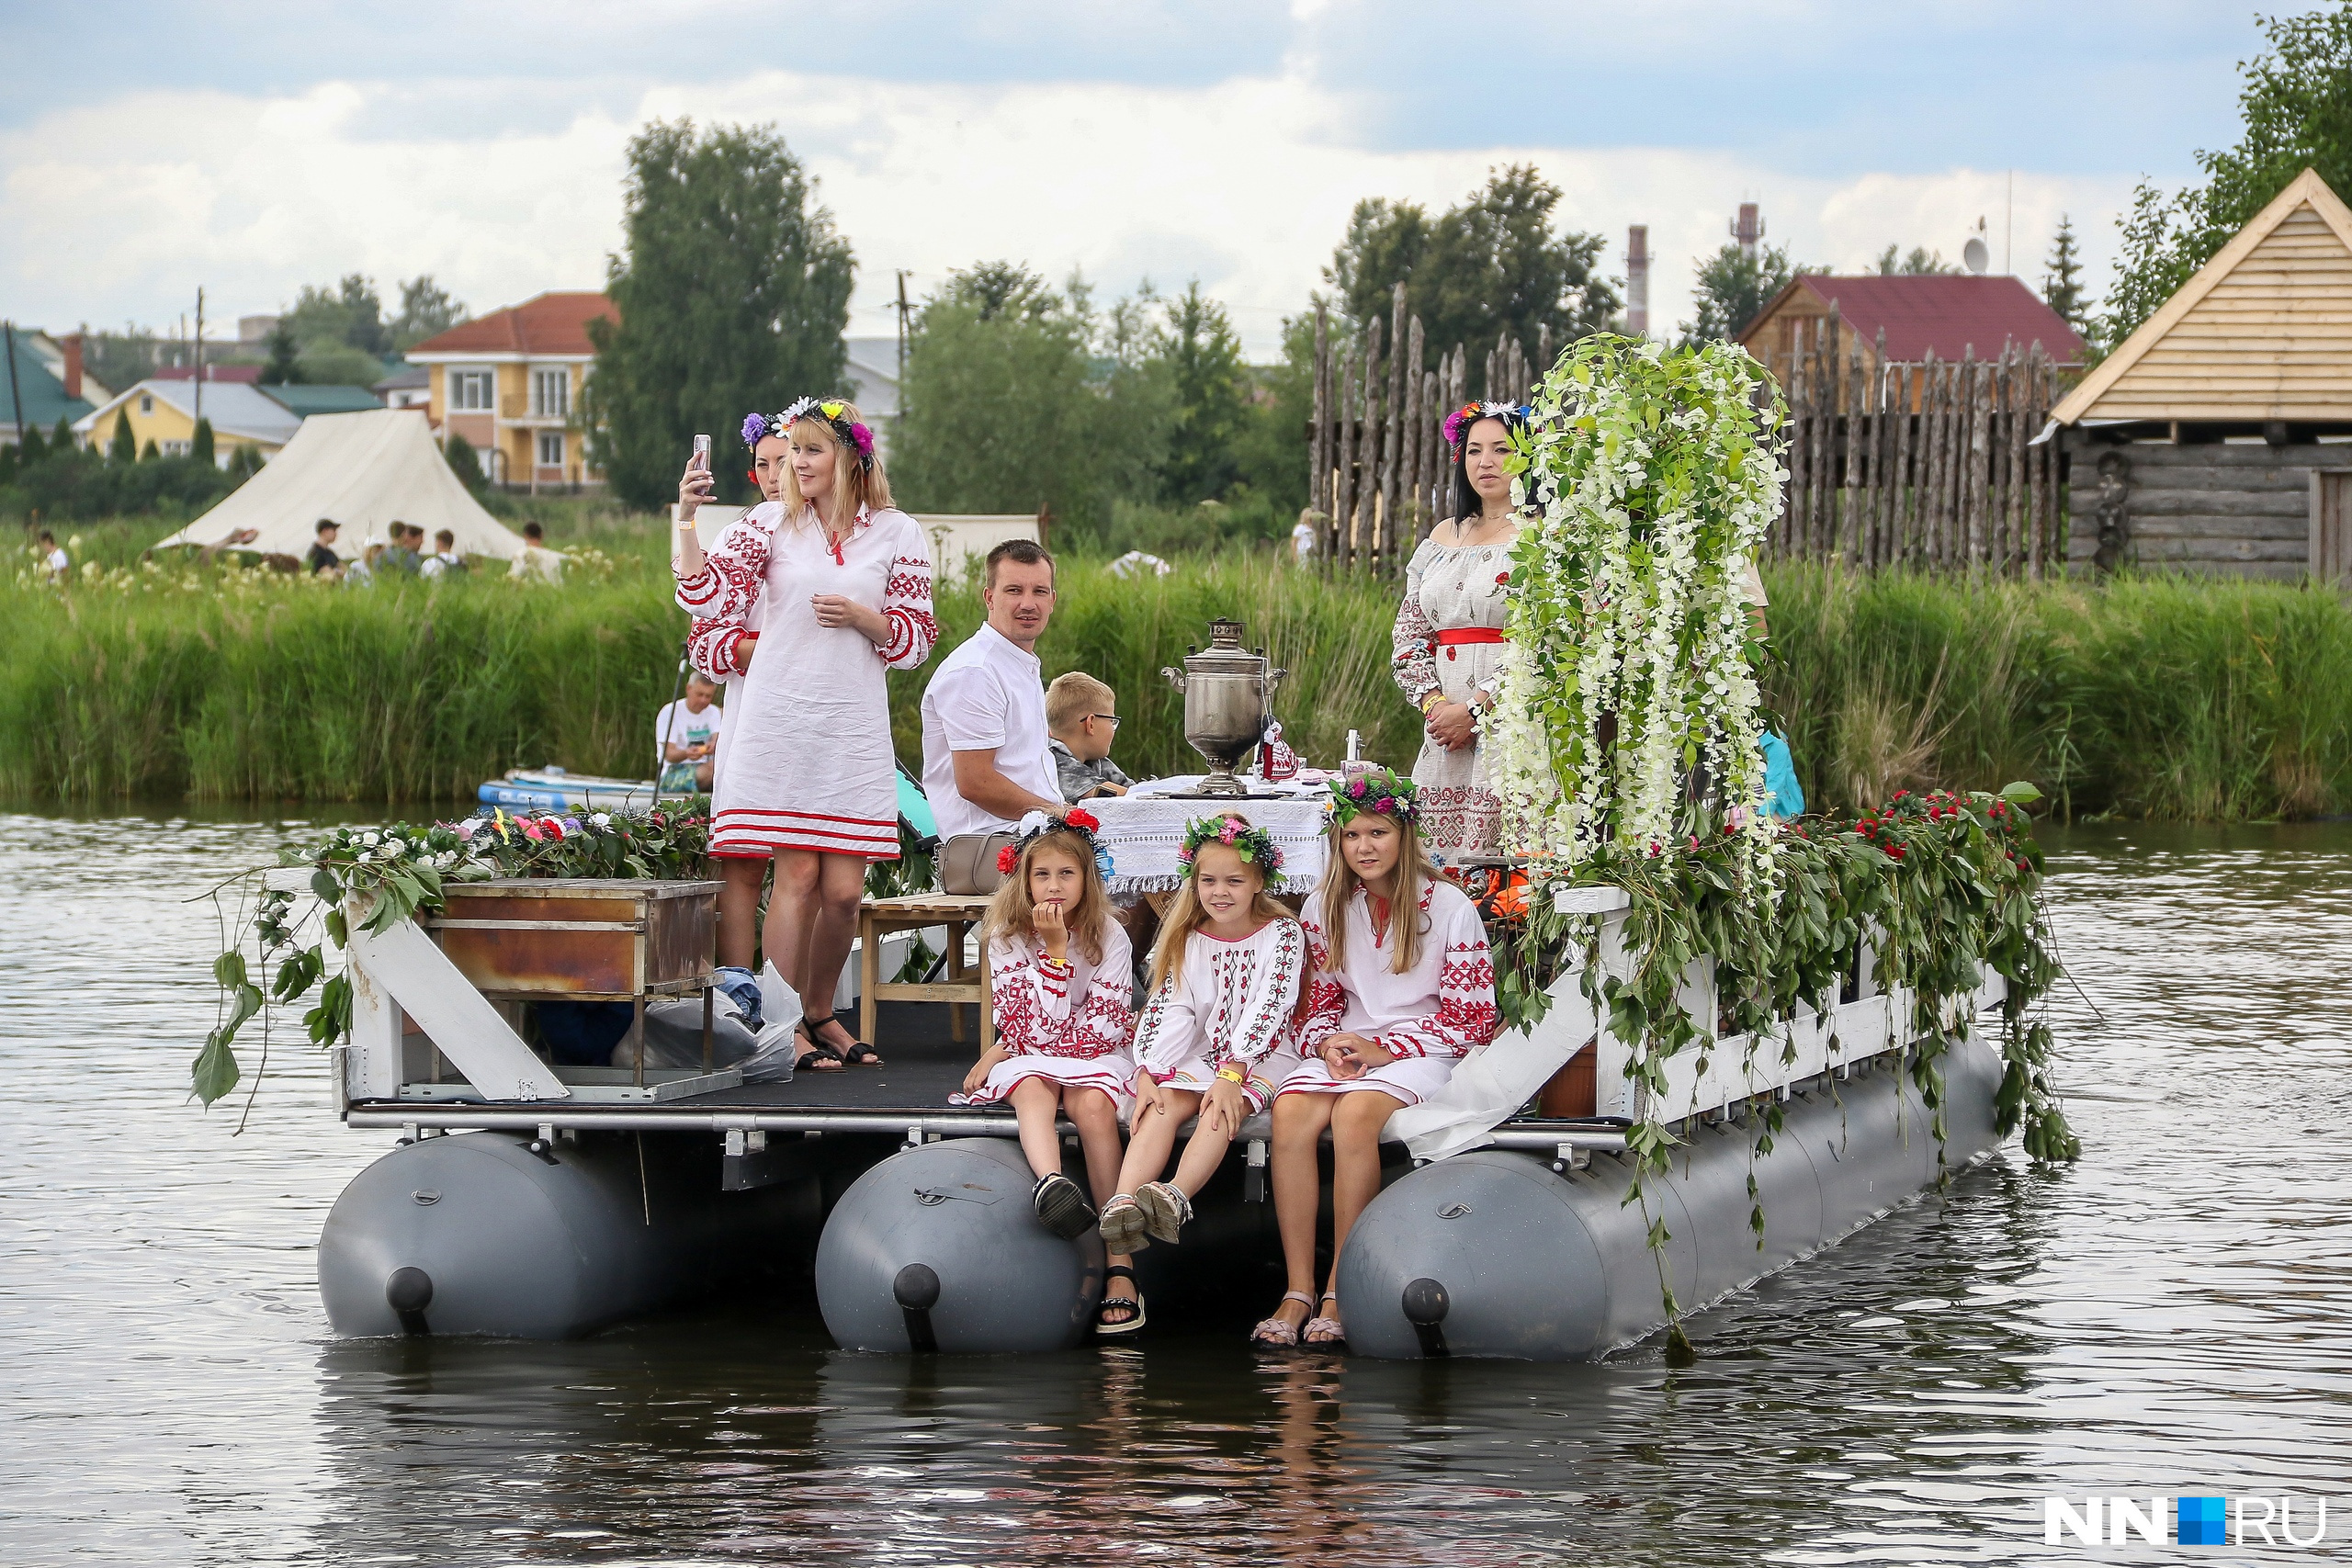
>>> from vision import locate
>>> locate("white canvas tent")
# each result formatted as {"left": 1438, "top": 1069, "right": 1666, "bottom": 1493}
{"left": 154, "top": 409, "right": 527, "bottom": 561}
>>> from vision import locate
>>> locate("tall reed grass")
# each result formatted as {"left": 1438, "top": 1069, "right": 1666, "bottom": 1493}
{"left": 6, "top": 509, "right": 2349, "bottom": 822}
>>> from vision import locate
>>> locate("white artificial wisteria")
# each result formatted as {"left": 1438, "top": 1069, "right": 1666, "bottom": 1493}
{"left": 1486, "top": 335, "right": 1788, "bottom": 890}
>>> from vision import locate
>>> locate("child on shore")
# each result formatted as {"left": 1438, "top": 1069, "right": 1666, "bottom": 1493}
{"left": 1099, "top": 815, "right": 1305, "bottom": 1320}
{"left": 1046, "top": 671, "right": 1131, "bottom": 803}
{"left": 957, "top": 811, "right": 1138, "bottom": 1272}
{"left": 1254, "top": 770, "right": 1498, "bottom": 1349}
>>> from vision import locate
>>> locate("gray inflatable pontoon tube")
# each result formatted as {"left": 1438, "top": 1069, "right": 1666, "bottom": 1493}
{"left": 1336, "top": 1032, "right": 2007, "bottom": 1360}
{"left": 317, "top": 1130, "right": 797, "bottom": 1339}
{"left": 815, "top": 1137, "right": 1105, "bottom": 1353}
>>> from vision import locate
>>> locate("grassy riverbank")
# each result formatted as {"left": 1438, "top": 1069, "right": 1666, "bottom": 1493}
{"left": 6, "top": 513, "right": 2349, "bottom": 818}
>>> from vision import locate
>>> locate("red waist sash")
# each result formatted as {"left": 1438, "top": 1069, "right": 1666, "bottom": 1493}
{"left": 1434, "top": 627, "right": 1507, "bottom": 646}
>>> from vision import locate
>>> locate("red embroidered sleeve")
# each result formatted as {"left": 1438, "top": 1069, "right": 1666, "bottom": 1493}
{"left": 1296, "top": 911, "right": 1348, "bottom": 1055}
{"left": 989, "top": 936, "right": 1134, "bottom": 1061}
{"left": 1393, "top": 902, "right": 1498, "bottom": 1059}
{"left": 1219, "top": 920, "right": 1304, "bottom": 1070}
{"left": 686, "top": 617, "right": 747, "bottom": 679}
{"left": 675, "top": 516, "right": 767, "bottom": 620}
{"left": 878, "top": 535, "right": 937, "bottom": 670}
{"left": 1391, "top": 545, "right": 1441, "bottom": 705}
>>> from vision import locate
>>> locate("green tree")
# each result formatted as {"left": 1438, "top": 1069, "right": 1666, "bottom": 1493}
{"left": 585, "top": 118, "right": 854, "bottom": 510}
{"left": 261, "top": 320, "right": 303, "bottom": 385}
{"left": 285, "top": 275, "right": 390, "bottom": 357}
{"left": 17, "top": 422, "right": 45, "bottom": 468}
{"left": 445, "top": 431, "right": 488, "bottom": 492}
{"left": 190, "top": 417, "right": 214, "bottom": 467}
{"left": 1232, "top": 307, "right": 1325, "bottom": 524}
{"left": 295, "top": 340, "right": 383, "bottom": 388}
{"left": 2107, "top": 4, "right": 2352, "bottom": 342}
{"left": 140, "top": 438, "right": 158, "bottom": 462}
{"left": 1157, "top": 281, "right": 1250, "bottom": 504}
{"left": 107, "top": 410, "right": 136, "bottom": 463}
{"left": 1327, "top": 165, "right": 1619, "bottom": 369}
{"left": 390, "top": 276, "right": 467, "bottom": 350}
{"left": 2041, "top": 215, "right": 2094, "bottom": 342}
{"left": 1681, "top": 241, "right": 1806, "bottom": 343}
{"left": 892, "top": 264, "right": 1097, "bottom": 521}
{"left": 1875, "top": 243, "right": 1957, "bottom": 275}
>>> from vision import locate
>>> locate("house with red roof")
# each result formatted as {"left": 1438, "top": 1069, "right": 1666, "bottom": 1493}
{"left": 1738, "top": 274, "right": 2085, "bottom": 391}
{"left": 405, "top": 291, "right": 615, "bottom": 490}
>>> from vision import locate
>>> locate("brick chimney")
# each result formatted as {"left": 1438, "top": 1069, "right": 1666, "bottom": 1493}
{"left": 61, "top": 333, "right": 83, "bottom": 400}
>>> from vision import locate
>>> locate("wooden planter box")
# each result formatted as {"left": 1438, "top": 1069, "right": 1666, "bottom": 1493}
{"left": 423, "top": 879, "right": 720, "bottom": 1001}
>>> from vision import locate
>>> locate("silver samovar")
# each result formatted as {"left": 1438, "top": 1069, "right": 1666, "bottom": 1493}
{"left": 1161, "top": 618, "right": 1287, "bottom": 796}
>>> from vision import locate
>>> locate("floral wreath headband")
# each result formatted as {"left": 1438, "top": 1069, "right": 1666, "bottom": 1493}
{"left": 1330, "top": 766, "right": 1420, "bottom": 826}
{"left": 1442, "top": 400, "right": 1532, "bottom": 454}
{"left": 741, "top": 398, "right": 877, "bottom": 470}
{"left": 1178, "top": 815, "right": 1285, "bottom": 886}
{"left": 997, "top": 807, "right": 1113, "bottom": 882}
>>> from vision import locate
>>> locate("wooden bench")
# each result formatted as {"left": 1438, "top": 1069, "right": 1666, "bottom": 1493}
{"left": 857, "top": 894, "right": 995, "bottom": 1055}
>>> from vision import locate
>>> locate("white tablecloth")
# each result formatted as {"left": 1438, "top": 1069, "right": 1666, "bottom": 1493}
{"left": 1088, "top": 781, "right": 1333, "bottom": 897}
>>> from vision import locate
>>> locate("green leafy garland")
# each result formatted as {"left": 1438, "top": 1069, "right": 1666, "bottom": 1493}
{"left": 1476, "top": 335, "right": 2076, "bottom": 1359}
{"left": 197, "top": 804, "right": 709, "bottom": 1109}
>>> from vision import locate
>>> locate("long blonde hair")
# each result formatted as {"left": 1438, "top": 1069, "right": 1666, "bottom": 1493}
{"left": 983, "top": 829, "right": 1109, "bottom": 966}
{"left": 1146, "top": 820, "right": 1294, "bottom": 997}
{"left": 787, "top": 398, "right": 894, "bottom": 538}
{"left": 1318, "top": 813, "right": 1437, "bottom": 976}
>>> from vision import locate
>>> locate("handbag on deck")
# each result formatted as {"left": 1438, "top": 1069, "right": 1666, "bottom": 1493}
{"left": 939, "top": 830, "right": 1015, "bottom": 897}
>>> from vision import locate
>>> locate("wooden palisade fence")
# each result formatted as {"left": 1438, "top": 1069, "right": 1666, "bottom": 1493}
{"left": 1308, "top": 283, "right": 1549, "bottom": 576}
{"left": 1309, "top": 291, "right": 2074, "bottom": 579}
{"left": 1770, "top": 305, "right": 2067, "bottom": 575}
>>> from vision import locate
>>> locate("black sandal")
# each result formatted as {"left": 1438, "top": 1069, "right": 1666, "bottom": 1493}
{"left": 793, "top": 1018, "right": 847, "bottom": 1072}
{"left": 808, "top": 1014, "right": 883, "bottom": 1066}
{"left": 1095, "top": 1265, "right": 1146, "bottom": 1336}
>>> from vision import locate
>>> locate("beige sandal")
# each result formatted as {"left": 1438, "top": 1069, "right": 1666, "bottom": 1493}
{"left": 1134, "top": 1179, "right": 1193, "bottom": 1245}
{"left": 1302, "top": 1292, "right": 1347, "bottom": 1348}
{"left": 1250, "top": 1291, "right": 1317, "bottom": 1348}
{"left": 1098, "top": 1194, "right": 1149, "bottom": 1254}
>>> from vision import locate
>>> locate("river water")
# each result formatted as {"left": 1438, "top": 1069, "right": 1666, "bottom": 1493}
{"left": 2, "top": 810, "right": 2347, "bottom": 1566}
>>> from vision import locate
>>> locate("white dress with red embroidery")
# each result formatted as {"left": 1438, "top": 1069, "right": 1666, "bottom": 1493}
{"left": 1392, "top": 531, "right": 1513, "bottom": 863}
{"left": 1278, "top": 877, "right": 1498, "bottom": 1106}
{"left": 675, "top": 501, "right": 936, "bottom": 859}
{"left": 959, "top": 923, "right": 1137, "bottom": 1112}
{"left": 1132, "top": 919, "right": 1306, "bottom": 1113}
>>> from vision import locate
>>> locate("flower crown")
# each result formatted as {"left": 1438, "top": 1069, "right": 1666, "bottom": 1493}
{"left": 1177, "top": 814, "right": 1284, "bottom": 886}
{"left": 741, "top": 399, "right": 878, "bottom": 469}
{"left": 1330, "top": 766, "right": 1419, "bottom": 826}
{"left": 995, "top": 807, "right": 1113, "bottom": 882}
{"left": 1442, "top": 400, "right": 1531, "bottom": 453}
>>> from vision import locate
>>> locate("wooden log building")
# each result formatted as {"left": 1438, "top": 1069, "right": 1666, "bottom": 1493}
{"left": 2048, "top": 168, "right": 2352, "bottom": 581}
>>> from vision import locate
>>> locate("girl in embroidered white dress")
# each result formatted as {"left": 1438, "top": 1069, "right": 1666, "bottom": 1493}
{"left": 1096, "top": 816, "right": 1305, "bottom": 1318}
{"left": 1390, "top": 402, "right": 1529, "bottom": 865}
{"left": 673, "top": 399, "right": 936, "bottom": 1068}
{"left": 1253, "top": 770, "right": 1498, "bottom": 1348}
{"left": 957, "top": 812, "right": 1137, "bottom": 1262}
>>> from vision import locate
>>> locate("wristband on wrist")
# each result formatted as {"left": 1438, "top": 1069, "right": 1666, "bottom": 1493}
{"left": 1215, "top": 1065, "right": 1246, "bottom": 1084}
{"left": 1419, "top": 691, "right": 1445, "bottom": 716}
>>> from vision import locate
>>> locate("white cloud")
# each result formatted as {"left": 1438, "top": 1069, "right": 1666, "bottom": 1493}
{"left": 4, "top": 70, "right": 2139, "bottom": 355}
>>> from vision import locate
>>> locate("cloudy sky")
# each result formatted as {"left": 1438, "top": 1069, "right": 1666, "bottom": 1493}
{"left": 0, "top": 2, "right": 2262, "bottom": 356}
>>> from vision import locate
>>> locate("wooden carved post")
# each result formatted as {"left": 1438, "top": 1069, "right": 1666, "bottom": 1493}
{"left": 2006, "top": 345, "right": 2029, "bottom": 577}
{"left": 1402, "top": 315, "right": 1427, "bottom": 557}
{"left": 1921, "top": 355, "right": 1947, "bottom": 569}
{"left": 1310, "top": 303, "right": 1330, "bottom": 525}
{"left": 1537, "top": 322, "right": 1555, "bottom": 384}
{"left": 1841, "top": 330, "right": 1863, "bottom": 566}
{"left": 1374, "top": 285, "right": 1392, "bottom": 573}
{"left": 1963, "top": 348, "right": 1989, "bottom": 566}
{"left": 1893, "top": 362, "right": 1917, "bottom": 566}
{"left": 1335, "top": 344, "right": 1358, "bottom": 570}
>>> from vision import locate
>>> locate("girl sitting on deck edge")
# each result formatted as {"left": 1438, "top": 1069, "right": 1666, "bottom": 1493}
{"left": 956, "top": 811, "right": 1138, "bottom": 1290}
{"left": 1098, "top": 814, "right": 1306, "bottom": 1329}
{"left": 1255, "top": 770, "right": 1498, "bottom": 1348}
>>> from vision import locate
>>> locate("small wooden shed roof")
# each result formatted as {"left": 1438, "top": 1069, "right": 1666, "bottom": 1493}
{"left": 2052, "top": 168, "right": 2352, "bottom": 426}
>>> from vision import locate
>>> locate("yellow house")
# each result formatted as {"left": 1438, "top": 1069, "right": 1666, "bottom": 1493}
{"left": 73, "top": 378, "right": 300, "bottom": 464}
{"left": 404, "top": 291, "right": 612, "bottom": 490}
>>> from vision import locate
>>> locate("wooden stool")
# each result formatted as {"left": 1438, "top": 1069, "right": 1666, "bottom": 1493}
{"left": 857, "top": 894, "right": 996, "bottom": 1054}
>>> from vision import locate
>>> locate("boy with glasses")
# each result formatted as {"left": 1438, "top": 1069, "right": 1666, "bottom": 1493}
{"left": 1046, "top": 671, "right": 1132, "bottom": 803}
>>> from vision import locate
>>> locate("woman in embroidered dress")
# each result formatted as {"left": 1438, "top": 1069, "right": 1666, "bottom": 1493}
{"left": 1391, "top": 401, "right": 1529, "bottom": 866}
{"left": 1252, "top": 770, "right": 1498, "bottom": 1348}
{"left": 957, "top": 813, "right": 1138, "bottom": 1298}
{"left": 674, "top": 399, "right": 936, "bottom": 1066}
{"left": 1096, "top": 816, "right": 1305, "bottom": 1322}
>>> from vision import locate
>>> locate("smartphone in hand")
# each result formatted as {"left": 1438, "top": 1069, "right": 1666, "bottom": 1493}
{"left": 691, "top": 434, "right": 712, "bottom": 470}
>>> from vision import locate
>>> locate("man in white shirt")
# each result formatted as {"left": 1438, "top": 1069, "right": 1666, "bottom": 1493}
{"left": 509, "top": 520, "right": 567, "bottom": 582}
{"left": 921, "top": 540, "right": 1066, "bottom": 873}
{"left": 655, "top": 673, "right": 726, "bottom": 793}
{"left": 420, "top": 528, "right": 464, "bottom": 579}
